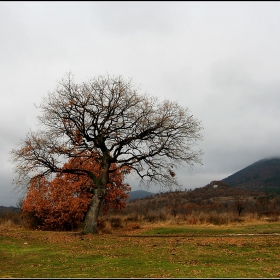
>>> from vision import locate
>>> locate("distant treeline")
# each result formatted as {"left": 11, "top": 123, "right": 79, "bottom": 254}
{"left": 0, "top": 206, "right": 20, "bottom": 214}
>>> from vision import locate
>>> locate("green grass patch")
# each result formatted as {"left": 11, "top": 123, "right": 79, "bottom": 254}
{"left": 142, "top": 223, "right": 280, "bottom": 236}
{"left": 1, "top": 225, "right": 280, "bottom": 278}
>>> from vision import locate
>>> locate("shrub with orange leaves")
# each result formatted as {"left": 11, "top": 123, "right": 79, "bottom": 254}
{"left": 22, "top": 152, "right": 131, "bottom": 230}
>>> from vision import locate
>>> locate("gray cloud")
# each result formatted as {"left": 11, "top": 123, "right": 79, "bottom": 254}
{"left": 1, "top": 2, "right": 280, "bottom": 206}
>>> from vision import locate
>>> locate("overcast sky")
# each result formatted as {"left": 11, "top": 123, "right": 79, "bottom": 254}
{"left": 1, "top": 1, "right": 280, "bottom": 206}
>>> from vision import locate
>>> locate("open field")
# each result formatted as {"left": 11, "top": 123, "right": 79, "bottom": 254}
{"left": 1, "top": 221, "right": 280, "bottom": 278}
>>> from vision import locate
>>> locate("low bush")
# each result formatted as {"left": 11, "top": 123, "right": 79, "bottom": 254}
{"left": 125, "top": 222, "right": 141, "bottom": 231}
{"left": 0, "top": 211, "right": 22, "bottom": 228}
{"left": 110, "top": 217, "right": 123, "bottom": 228}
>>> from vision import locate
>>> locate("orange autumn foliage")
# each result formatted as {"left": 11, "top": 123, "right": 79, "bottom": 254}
{"left": 22, "top": 153, "right": 131, "bottom": 230}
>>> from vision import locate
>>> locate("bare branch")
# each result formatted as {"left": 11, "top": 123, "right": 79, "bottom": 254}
{"left": 11, "top": 73, "right": 203, "bottom": 190}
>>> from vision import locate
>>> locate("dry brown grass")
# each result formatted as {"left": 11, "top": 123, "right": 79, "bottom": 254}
{"left": 0, "top": 211, "right": 22, "bottom": 229}
{"left": 99, "top": 211, "right": 280, "bottom": 234}
{"left": 1, "top": 208, "right": 279, "bottom": 234}
{"left": 0, "top": 219, "right": 16, "bottom": 229}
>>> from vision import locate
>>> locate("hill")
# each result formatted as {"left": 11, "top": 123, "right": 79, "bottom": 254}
{"left": 127, "top": 190, "right": 155, "bottom": 201}
{"left": 222, "top": 157, "right": 280, "bottom": 194}
{"left": 120, "top": 181, "right": 270, "bottom": 222}
{"left": 0, "top": 206, "right": 20, "bottom": 214}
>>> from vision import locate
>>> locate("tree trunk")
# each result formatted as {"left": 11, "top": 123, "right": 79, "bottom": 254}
{"left": 83, "top": 188, "right": 105, "bottom": 234}
{"left": 83, "top": 153, "right": 110, "bottom": 234}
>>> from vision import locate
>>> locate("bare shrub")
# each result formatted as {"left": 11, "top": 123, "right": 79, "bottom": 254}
{"left": 97, "top": 219, "right": 106, "bottom": 230}
{"left": 21, "top": 211, "right": 41, "bottom": 229}
{"left": 144, "top": 214, "right": 158, "bottom": 222}
{"left": 125, "top": 223, "right": 141, "bottom": 231}
{"left": 158, "top": 211, "right": 167, "bottom": 222}
{"left": 263, "top": 210, "right": 280, "bottom": 222}
{"left": 125, "top": 214, "right": 140, "bottom": 222}
{"left": 110, "top": 217, "right": 123, "bottom": 228}
{"left": 187, "top": 217, "right": 198, "bottom": 224}
{"left": 0, "top": 219, "right": 15, "bottom": 229}
{"left": 266, "top": 217, "right": 279, "bottom": 222}
{"left": 0, "top": 211, "right": 22, "bottom": 228}
{"left": 192, "top": 211, "right": 233, "bottom": 225}
{"left": 206, "top": 212, "right": 231, "bottom": 225}
{"left": 100, "top": 220, "right": 112, "bottom": 234}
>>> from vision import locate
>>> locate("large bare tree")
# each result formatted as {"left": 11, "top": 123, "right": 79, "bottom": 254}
{"left": 11, "top": 73, "right": 203, "bottom": 234}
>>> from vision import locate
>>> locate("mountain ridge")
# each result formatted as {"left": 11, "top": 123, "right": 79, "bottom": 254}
{"left": 127, "top": 190, "right": 155, "bottom": 201}
{"left": 222, "top": 157, "right": 280, "bottom": 193}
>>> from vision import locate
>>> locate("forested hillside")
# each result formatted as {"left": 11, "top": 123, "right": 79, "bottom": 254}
{"left": 110, "top": 180, "right": 280, "bottom": 225}
{"left": 222, "top": 158, "right": 280, "bottom": 193}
